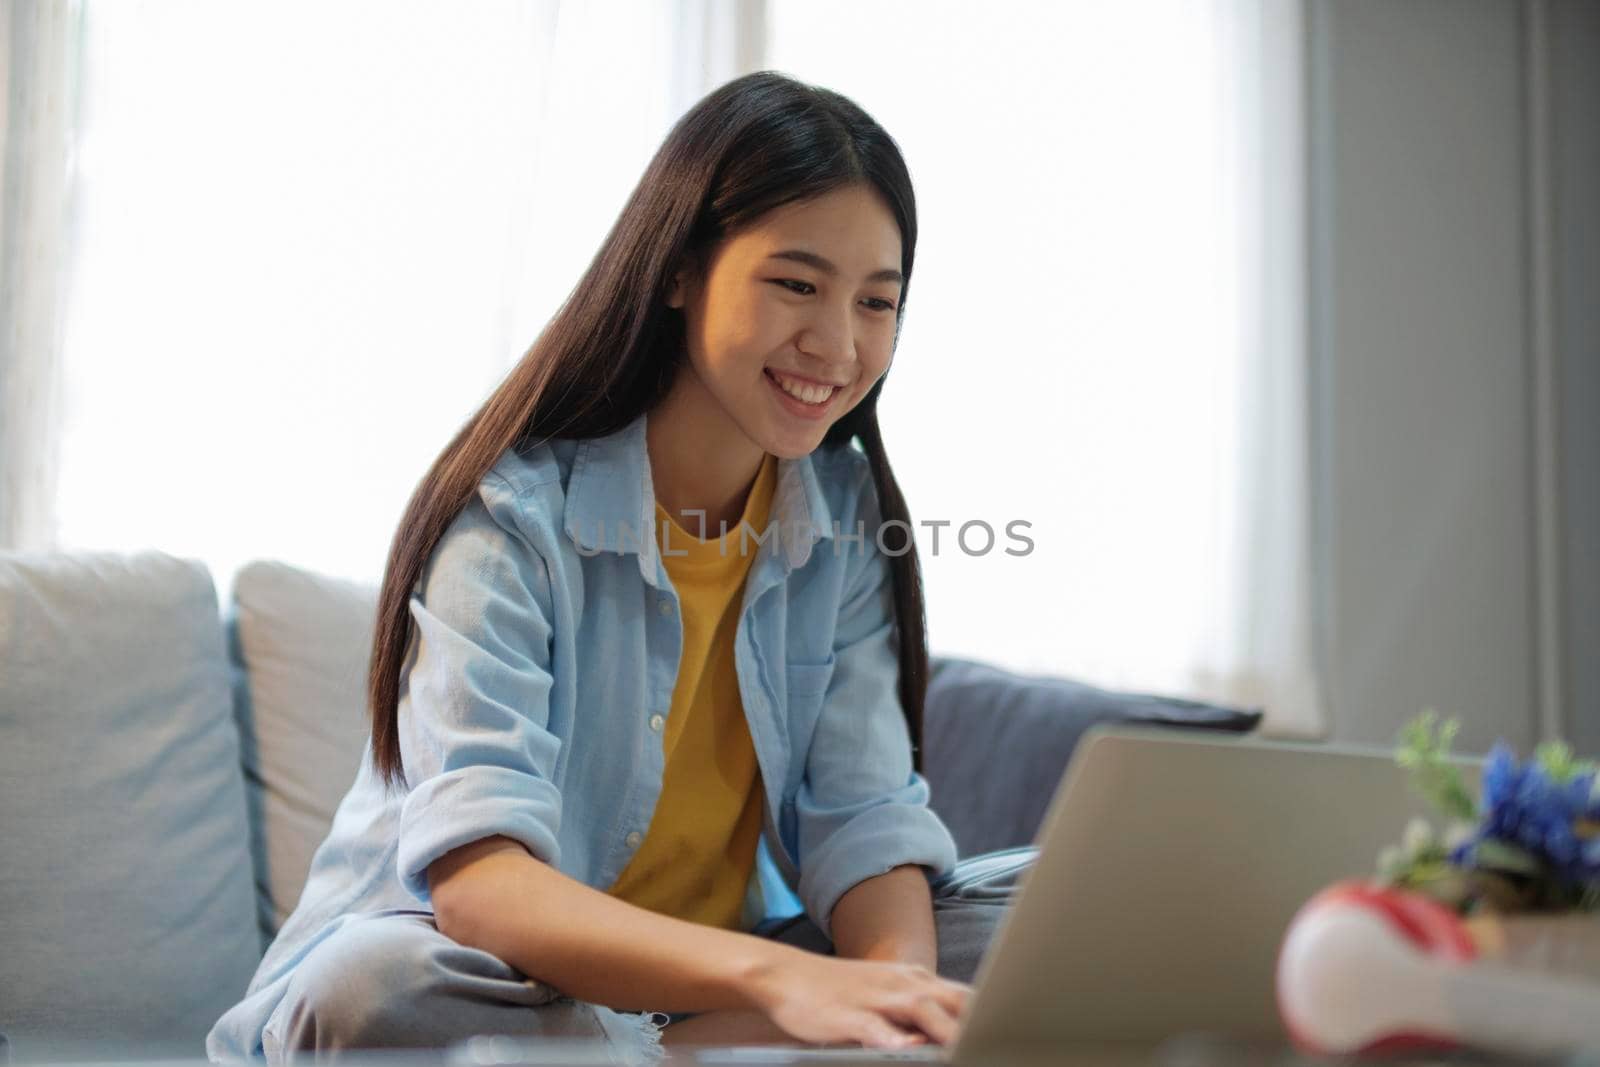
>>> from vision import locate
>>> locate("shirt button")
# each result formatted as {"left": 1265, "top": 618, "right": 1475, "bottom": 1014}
{"left": 649, "top": 713, "right": 665, "bottom": 732}
{"left": 657, "top": 596, "right": 671, "bottom": 616}
{"left": 625, "top": 831, "right": 643, "bottom": 848}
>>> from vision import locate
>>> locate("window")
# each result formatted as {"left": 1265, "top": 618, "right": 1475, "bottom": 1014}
{"left": 768, "top": 0, "right": 1322, "bottom": 734}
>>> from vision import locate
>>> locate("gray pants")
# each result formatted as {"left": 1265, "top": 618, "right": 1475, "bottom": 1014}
{"left": 261, "top": 846, "right": 1037, "bottom": 1064}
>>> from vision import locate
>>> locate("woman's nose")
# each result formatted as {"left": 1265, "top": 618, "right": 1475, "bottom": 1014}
{"left": 797, "top": 306, "right": 857, "bottom": 365}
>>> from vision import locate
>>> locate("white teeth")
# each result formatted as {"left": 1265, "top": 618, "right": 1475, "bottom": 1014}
{"left": 769, "top": 370, "right": 836, "bottom": 405}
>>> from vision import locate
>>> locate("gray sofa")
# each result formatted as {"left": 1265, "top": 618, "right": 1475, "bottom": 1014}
{"left": 0, "top": 550, "right": 1260, "bottom": 1059}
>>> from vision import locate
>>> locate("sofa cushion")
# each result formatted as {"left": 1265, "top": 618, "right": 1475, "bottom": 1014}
{"left": 0, "top": 551, "right": 261, "bottom": 1053}
{"left": 923, "top": 656, "right": 1263, "bottom": 858}
{"left": 230, "top": 560, "right": 376, "bottom": 941}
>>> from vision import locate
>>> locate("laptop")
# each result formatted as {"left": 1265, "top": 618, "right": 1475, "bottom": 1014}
{"left": 449, "top": 725, "right": 1479, "bottom": 1065}
{"left": 684, "top": 724, "right": 1480, "bottom": 1064}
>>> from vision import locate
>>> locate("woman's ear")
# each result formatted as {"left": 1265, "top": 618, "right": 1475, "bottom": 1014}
{"left": 664, "top": 265, "right": 693, "bottom": 310}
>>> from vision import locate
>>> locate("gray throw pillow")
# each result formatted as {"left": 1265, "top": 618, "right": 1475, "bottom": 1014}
{"left": 923, "top": 656, "right": 1263, "bottom": 858}
{"left": 0, "top": 551, "right": 260, "bottom": 1054}
{"left": 228, "top": 560, "right": 377, "bottom": 943}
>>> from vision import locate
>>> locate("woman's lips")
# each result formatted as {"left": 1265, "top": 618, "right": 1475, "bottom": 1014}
{"left": 764, "top": 368, "right": 836, "bottom": 419}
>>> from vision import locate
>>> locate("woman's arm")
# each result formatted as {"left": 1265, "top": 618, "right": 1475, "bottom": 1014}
{"left": 430, "top": 834, "right": 801, "bottom": 1016}
{"left": 432, "top": 836, "right": 969, "bottom": 1049}
{"left": 788, "top": 463, "right": 960, "bottom": 941}
{"left": 829, "top": 864, "right": 937, "bottom": 970}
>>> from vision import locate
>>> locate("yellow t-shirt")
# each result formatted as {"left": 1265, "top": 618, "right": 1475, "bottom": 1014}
{"left": 604, "top": 452, "right": 777, "bottom": 930}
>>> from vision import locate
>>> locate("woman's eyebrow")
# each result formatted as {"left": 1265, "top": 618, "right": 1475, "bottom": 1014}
{"left": 765, "top": 249, "right": 903, "bottom": 286}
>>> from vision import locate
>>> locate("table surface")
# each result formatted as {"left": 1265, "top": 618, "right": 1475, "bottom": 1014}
{"left": 7, "top": 1033, "right": 1597, "bottom": 1067}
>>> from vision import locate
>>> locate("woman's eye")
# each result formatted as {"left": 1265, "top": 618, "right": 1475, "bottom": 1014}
{"left": 773, "top": 279, "right": 896, "bottom": 312}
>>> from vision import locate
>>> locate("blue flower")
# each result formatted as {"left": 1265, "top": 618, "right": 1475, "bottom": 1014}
{"left": 1482, "top": 742, "right": 1521, "bottom": 811}
{"left": 1570, "top": 768, "right": 1600, "bottom": 818}
{"left": 1469, "top": 742, "right": 1600, "bottom": 887}
{"left": 1543, "top": 822, "right": 1579, "bottom": 868}
{"left": 1395, "top": 713, "right": 1600, "bottom": 911}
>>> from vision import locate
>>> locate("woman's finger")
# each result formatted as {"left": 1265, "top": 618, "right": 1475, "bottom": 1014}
{"left": 932, "top": 977, "right": 971, "bottom": 1017}
{"left": 887, "top": 993, "right": 960, "bottom": 1047}
{"left": 861, "top": 1015, "right": 923, "bottom": 1050}
{"left": 909, "top": 974, "right": 970, "bottom": 1031}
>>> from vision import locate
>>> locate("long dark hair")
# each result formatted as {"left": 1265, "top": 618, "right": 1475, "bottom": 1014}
{"left": 367, "top": 70, "right": 929, "bottom": 792}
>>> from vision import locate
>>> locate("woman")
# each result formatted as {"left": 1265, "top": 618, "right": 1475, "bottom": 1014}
{"left": 207, "top": 70, "right": 1036, "bottom": 1064}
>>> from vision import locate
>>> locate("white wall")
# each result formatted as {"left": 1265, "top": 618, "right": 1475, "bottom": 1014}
{"left": 1307, "top": 0, "right": 1596, "bottom": 754}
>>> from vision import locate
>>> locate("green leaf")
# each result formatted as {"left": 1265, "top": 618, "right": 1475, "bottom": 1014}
{"left": 1394, "top": 863, "right": 1474, "bottom": 912}
{"left": 1470, "top": 837, "right": 1542, "bottom": 876}
{"left": 1534, "top": 740, "right": 1597, "bottom": 784}
{"left": 1394, "top": 710, "right": 1478, "bottom": 822}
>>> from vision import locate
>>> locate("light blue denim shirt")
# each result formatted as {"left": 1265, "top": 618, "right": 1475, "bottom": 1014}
{"left": 207, "top": 408, "right": 958, "bottom": 1059}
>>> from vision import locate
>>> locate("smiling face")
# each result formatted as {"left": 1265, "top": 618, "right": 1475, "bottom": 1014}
{"left": 663, "top": 183, "right": 905, "bottom": 460}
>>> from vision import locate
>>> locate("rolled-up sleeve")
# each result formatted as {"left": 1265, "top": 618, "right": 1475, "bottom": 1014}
{"left": 394, "top": 473, "right": 565, "bottom": 905}
{"left": 793, "top": 470, "right": 959, "bottom": 942}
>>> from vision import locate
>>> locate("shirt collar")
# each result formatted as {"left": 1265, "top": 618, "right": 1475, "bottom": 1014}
{"left": 562, "top": 409, "right": 836, "bottom": 583}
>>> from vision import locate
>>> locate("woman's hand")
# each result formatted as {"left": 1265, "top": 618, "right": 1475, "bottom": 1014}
{"left": 743, "top": 944, "right": 973, "bottom": 1048}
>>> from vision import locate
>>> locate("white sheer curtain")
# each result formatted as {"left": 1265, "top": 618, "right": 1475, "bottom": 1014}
{"left": 45, "top": 0, "right": 761, "bottom": 603}
{"left": 0, "top": 0, "right": 84, "bottom": 552}
{"left": 29, "top": 0, "right": 1324, "bottom": 736}
{"left": 768, "top": 0, "right": 1325, "bottom": 737}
